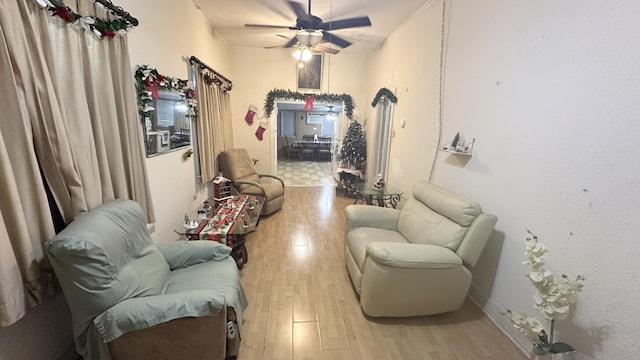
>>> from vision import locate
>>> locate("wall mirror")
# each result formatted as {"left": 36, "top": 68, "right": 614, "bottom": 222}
{"left": 135, "top": 65, "right": 196, "bottom": 157}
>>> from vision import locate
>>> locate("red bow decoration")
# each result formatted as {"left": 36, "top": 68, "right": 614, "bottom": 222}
{"left": 304, "top": 94, "right": 316, "bottom": 110}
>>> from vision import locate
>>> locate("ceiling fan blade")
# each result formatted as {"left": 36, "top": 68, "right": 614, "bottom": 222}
{"left": 283, "top": 36, "right": 299, "bottom": 48}
{"left": 245, "top": 23, "right": 293, "bottom": 29}
{"left": 313, "top": 45, "right": 339, "bottom": 55}
{"left": 286, "top": 1, "right": 308, "bottom": 18}
{"left": 321, "top": 16, "right": 371, "bottom": 31}
{"left": 323, "top": 31, "right": 352, "bottom": 48}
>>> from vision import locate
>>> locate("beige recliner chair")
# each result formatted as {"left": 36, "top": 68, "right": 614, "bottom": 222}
{"left": 218, "top": 148, "right": 285, "bottom": 215}
{"left": 344, "top": 180, "right": 497, "bottom": 317}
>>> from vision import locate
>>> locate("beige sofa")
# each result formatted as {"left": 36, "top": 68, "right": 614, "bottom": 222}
{"left": 345, "top": 180, "right": 497, "bottom": 317}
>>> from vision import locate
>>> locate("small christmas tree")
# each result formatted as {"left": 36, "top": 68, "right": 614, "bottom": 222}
{"left": 338, "top": 121, "right": 367, "bottom": 171}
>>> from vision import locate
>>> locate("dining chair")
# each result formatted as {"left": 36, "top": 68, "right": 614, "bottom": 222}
{"left": 284, "top": 136, "right": 300, "bottom": 160}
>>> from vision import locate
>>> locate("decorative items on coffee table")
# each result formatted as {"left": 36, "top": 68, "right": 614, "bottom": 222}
{"left": 175, "top": 195, "right": 263, "bottom": 268}
{"left": 506, "top": 230, "right": 585, "bottom": 358}
{"left": 353, "top": 182, "right": 402, "bottom": 208}
{"left": 212, "top": 175, "right": 232, "bottom": 204}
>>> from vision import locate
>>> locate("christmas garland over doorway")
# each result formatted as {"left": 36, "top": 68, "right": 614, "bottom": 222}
{"left": 263, "top": 88, "right": 355, "bottom": 119}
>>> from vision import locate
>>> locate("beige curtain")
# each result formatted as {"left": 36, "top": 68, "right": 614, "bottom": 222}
{"left": 194, "top": 68, "right": 234, "bottom": 182}
{"left": 0, "top": 0, "right": 154, "bottom": 326}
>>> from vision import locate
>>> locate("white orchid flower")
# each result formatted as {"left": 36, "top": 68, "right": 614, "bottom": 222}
{"left": 92, "top": 28, "right": 103, "bottom": 38}
{"left": 34, "top": 0, "right": 54, "bottom": 8}
{"left": 72, "top": 17, "right": 95, "bottom": 32}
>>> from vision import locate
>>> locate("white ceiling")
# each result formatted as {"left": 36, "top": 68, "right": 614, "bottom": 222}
{"left": 191, "top": 0, "right": 429, "bottom": 55}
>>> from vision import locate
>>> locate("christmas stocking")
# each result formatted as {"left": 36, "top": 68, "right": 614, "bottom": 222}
{"left": 245, "top": 105, "right": 257, "bottom": 126}
{"left": 255, "top": 122, "right": 267, "bottom": 141}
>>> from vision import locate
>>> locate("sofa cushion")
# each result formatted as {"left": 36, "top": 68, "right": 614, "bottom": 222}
{"left": 219, "top": 149, "right": 257, "bottom": 181}
{"left": 236, "top": 173, "right": 261, "bottom": 193}
{"left": 346, "top": 227, "right": 408, "bottom": 270}
{"left": 397, "top": 181, "right": 481, "bottom": 250}
{"left": 413, "top": 182, "right": 481, "bottom": 227}
{"left": 158, "top": 240, "right": 232, "bottom": 270}
{"left": 166, "top": 258, "right": 248, "bottom": 333}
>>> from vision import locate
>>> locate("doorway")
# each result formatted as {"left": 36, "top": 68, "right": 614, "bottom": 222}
{"left": 273, "top": 101, "right": 344, "bottom": 186}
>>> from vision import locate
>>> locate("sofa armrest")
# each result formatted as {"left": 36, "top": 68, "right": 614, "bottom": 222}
{"left": 157, "top": 240, "right": 231, "bottom": 270}
{"left": 233, "top": 180, "right": 267, "bottom": 198}
{"left": 258, "top": 173, "right": 285, "bottom": 188}
{"left": 94, "top": 290, "right": 225, "bottom": 343}
{"left": 345, "top": 205, "right": 400, "bottom": 232}
{"left": 366, "top": 242, "right": 463, "bottom": 269}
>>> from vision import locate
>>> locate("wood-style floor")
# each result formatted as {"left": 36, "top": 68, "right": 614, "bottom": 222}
{"left": 238, "top": 186, "right": 526, "bottom": 360}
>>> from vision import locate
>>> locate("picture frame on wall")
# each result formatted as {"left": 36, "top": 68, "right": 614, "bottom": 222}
{"left": 297, "top": 54, "right": 323, "bottom": 90}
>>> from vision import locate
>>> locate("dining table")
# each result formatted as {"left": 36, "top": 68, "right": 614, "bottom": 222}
{"left": 292, "top": 140, "right": 332, "bottom": 160}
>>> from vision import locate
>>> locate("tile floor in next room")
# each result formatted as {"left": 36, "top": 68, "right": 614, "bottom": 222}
{"left": 237, "top": 186, "right": 527, "bottom": 360}
{"left": 276, "top": 158, "right": 335, "bottom": 187}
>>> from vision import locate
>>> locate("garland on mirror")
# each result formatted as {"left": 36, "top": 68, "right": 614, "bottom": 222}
{"left": 33, "top": 0, "right": 134, "bottom": 38}
{"left": 134, "top": 65, "right": 196, "bottom": 119}
{"left": 264, "top": 89, "right": 355, "bottom": 120}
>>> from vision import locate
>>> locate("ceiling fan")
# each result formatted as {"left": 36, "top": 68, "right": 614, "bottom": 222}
{"left": 309, "top": 104, "right": 341, "bottom": 115}
{"left": 246, "top": 0, "right": 372, "bottom": 52}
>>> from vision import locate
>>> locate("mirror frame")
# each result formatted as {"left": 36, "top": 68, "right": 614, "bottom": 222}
{"left": 134, "top": 64, "right": 197, "bottom": 157}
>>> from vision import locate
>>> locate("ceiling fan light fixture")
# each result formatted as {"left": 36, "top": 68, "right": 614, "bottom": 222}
{"left": 292, "top": 47, "right": 312, "bottom": 61}
{"left": 295, "top": 29, "right": 323, "bottom": 47}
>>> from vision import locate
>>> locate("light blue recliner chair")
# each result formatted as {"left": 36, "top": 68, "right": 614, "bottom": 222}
{"left": 45, "top": 199, "right": 247, "bottom": 360}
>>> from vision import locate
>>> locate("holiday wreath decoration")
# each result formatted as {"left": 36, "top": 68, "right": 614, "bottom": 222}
{"left": 134, "top": 64, "right": 196, "bottom": 119}
{"left": 33, "top": 0, "right": 136, "bottom": 38}
{"left": 264, "top": 89, "right": 355, "bottom": 120}
{"left": 371, "top": 87, "right": 398, "bottom": 107}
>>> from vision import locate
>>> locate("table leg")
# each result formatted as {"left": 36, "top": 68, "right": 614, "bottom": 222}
{"left": 230, "top": 234, "right": 248, "bottom": 269}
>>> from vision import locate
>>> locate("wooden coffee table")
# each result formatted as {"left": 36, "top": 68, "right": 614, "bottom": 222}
{"left": 174, "top": 195, "right": 263, "bottom": 268}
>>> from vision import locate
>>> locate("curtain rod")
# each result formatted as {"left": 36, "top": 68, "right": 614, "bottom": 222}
{"left": 93, "top": 0, "right": 139, "bottom": 26}
{"left": 189, "top": 56, "right": 233, "bottom": 91}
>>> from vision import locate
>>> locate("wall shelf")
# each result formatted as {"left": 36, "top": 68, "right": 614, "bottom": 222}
{"left": 439, "top": 137, "right": 475, "bottom": 156}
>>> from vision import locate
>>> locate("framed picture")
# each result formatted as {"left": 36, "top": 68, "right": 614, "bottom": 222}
{"left": 297, "top": 54, "right": 323, "bottom": 90}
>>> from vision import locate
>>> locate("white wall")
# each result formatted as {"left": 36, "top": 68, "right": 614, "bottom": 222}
{"left": 365, "top": 0, "right": 444, "bottom": 188}
{"left": 371, "top": 0, "right": 640, "bottom": 359}
{"left": 229, "top": 47, "right": 369, "bottom": 174}
{"left": 121, "top": 0, "right": 232, "bottom": 244}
